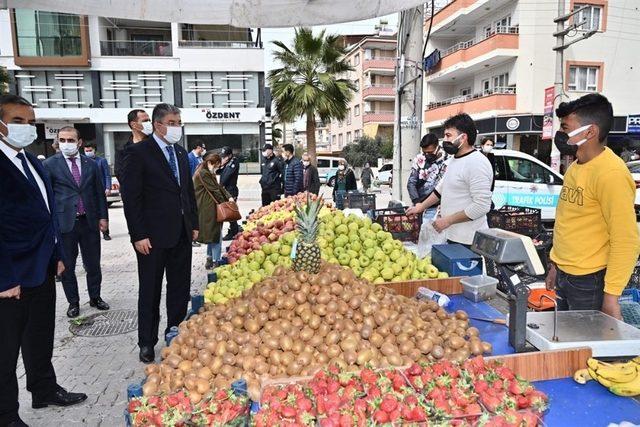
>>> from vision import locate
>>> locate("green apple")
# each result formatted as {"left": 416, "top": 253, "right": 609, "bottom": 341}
{"left": 397, "top": 256, "right": 408, "bottom": 268}
{"left": 362, "top": 217, "right": 372, "bottom": 228}
{"left": 359, "top": 255, "right": 371, "bottom": 267}
{"left": 381, "top": 267, "right": 394, "bottom": 280}
{"left": 338, "top": 253, "right": 351, "bottom": 266}
{"left": 411, "top": 270, "right": 421, "bottom": 279}
{"left": 347, "top": 250, "right": 359, "bottom": 259}
{"left": 317, "top": 238, "right": 328, "bottom": 249}
{"left": 371, "top": 223, "right": 383, "bottom": 232}
{"left": 282, "top": 233, "right": 295, "bottom": 245}
{"left": 389, "top": 249, "right": 401, "bottom": 262}
{"left": 363, "top": 238, "right": 376, "bottom": 249}
{"left": 329, "top": 257, "right": 339, "bottom": 265}
{"left": 334, "top": 246, "right": 346, "bottom": 256}
{"left": 348, "top": 222, "right": 359, "bottom": 233}
{"left": 350, "top": 241, "right": 362, "bottom": 252}
{"left": 373, "top": 277, "right": 385, "bottom": 284}
{"left": 438, "top": 271, "right": 449, "bottom": 278}
{"left": 336, "top": 224, "right": 349, "bottom": 235}
{"left": 392, "top": 263, "right": 402, "bottom": 274}
{"left": 374, "top": 250, "right": 386, "bottom": 262}
{"left": 349, "top": 258, "right": 360, "bottom": 269}
{"left": 365, "top": 247, "right": 376, "bottom": 259}
{"left": 250, "top": 271, "right": 262, "bottom": 283}
{"left": 392, "top": 240, "right": 403, "bottom": 251}
{"left": 248, "top": 261, "right": 260, "bottom": 271}
{"left": 269, "top": 253, "right": 280, "bottom": 263}
{"left": 427, "top": 264, "right": 439, "bottom": 278}
{"left": 323, "top": 229, "right": 335, "bottom": 242}
{"left": 382, "top": 241, "right": 394, "bottom": 255}
{"left": 361, "top": 272, "right": 374, "bottom": 282}
{"left": 352, "top": 266, "right": 363, "bottom": 277}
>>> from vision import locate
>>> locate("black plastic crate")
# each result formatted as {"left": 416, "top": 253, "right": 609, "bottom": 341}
{"left": 371, "top": 208, "right": 422, "bottom": 243}
{"left": 343, "top": 191, "right": 376, "bottom": 213}
{"left": 487, "top": 205, "right": 542, "bottom": 237}
{"left": 628, "top": 259, "right": 640, "bottom": 289}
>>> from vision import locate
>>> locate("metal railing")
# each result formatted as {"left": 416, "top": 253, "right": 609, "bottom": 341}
{"left": 364, "top": 110, "right": 395, "bottom": 115}
{"left": 440, "top": 26, "right": 519, "bottom": 57}
{"left": 364, "top": 55, "right": 396, "bottom": 61}
{"left": 364, "top": 83, "right": 395, "bottom": 88}
{"left": 178, "top": 40, "right": 260, "bottom": 48}
{"left": 16, "top": 35, "right": 82, "bottom": 57}
{"left": 100, "top": 40, "right": 172, "bottom": 57}
{"left": 426, "top": 86, "right": 516, "bottom": 110}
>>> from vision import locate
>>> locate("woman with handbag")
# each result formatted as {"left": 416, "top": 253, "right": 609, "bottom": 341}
{"left": 194, "top": 153, "right": 234, "bottom": 269}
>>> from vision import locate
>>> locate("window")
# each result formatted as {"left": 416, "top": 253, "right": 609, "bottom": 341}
{"left": 354, "top": 53, "right": 360, "bottom": 66}
{"left": 354, "top": 105, "right": 360, "bottom": 116}
{"left": 354, "top": 79, "right": 360, "bottom": 92}
{"left": 317, "top": 159, "right": 331, "bottom": 168}
{"left": 482, "top": 79, "right": 491, "bottom": 94}
{"left": 568, "top": 66, "right": 598, "bottom": 91}
{"left": 14, "top": 9, "right": 82, "bottom": 57}
{"left": 332, "top": 160, "right": 341, "bottom": 168}
{"left": 495, "top": 15, "right": 512, "bottom": 32}
{"left": 460, "top": 87, "right": 471, "bottom": 96}
{"left": 380, "top": 164, "right": 393, "bottom": 172}
{"left": 484, "top": 25, "right": 493, "bottom": 38}
{"left": 347, "top": 109, "right": 352, "bottom": 125}
{"left": 354, "top": 130, "right": 360, "bottom": 139}
{"left": 492, "top": 73, "right": 509, "bottom": 90}
{"left": 338, "top": 134, "right": 343, "bottom": 147}
{"left": 364, "top": 102, "right": 372, "bottom": 113}
{"left": 505, "top": 157, "right": 559, "bottom": 184}
{"left": 573, "top": 4, "right": 602, "bottom": 31}
{"left": 347, "top": 132, "right": 352, "bottom": 143}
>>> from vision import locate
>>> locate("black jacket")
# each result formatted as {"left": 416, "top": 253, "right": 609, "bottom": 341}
{"left": 120, "top": 136, "right": 198, "bottom": 248}
{"left": 283, "top": 157, "right": 304, "bottom": 196}
{"left": 332, "top": 169, "right": 357, "bottom": 198}
{"left": 260, "top": 154, "right": 284, "bottom": 193}
{"left": 218, "top": 156, "right": 240, "bottom": 198}
{"left": 304, "top": 164, "right": 321, "bottom": 195}
{"left": 114, "top": 138, "right": 134, "bottom": 178}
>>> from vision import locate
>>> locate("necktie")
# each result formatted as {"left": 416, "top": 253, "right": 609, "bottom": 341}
{"left": 166, "top": 146, "right": 180, "bottom": 185}
{"left": 16, "top": 152, "right": 39, "bottom": 189}
{"left": 69, "top": 157, "right": 86, "bottom": 215}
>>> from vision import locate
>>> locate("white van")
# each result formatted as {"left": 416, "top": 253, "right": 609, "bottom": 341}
{"left": 492, "top": 150, "right": 564, "bottom": 222}
{"left": 316, "top": 156, "right": 346, "bottom": 186}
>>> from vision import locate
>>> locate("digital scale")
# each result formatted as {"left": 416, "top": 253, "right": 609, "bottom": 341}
{"left": 471, "top": 228, "right": 640, "bottom": 356}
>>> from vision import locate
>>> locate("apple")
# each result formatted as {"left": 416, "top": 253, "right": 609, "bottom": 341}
{"left": 389, "top": 249, "right": 401, "bottom": 261}
{"left": 377, "top": 230, "right": 388, "bottom": 243}
{"left": 338, "top": 253, "right": 351, "bottom": 266}
{"left": 382, "top": 241, "right": 394, "bottom": 255}
{"left": 438, "top": 271, "right": 449, "bottom": 278}
{"left": 335, "top": 224, "right": 349, "bottom": 235}
{"left": 349, "top": 258, "right": 360, "bottom": 269}
{"left": 381, "top": 267, "right": 394, "bottom": 280}
{"left": 363, "top": 239, "right": 376, "bottom": 249}
{"left": 373, "top": 251, "right": 386, "bottom": 262}
{"left": 359, "top": 255, "right": 371, "bottom": 268}
{"left": 371, "top": 223, "right": 383, "bottom": 233}
{"left": 427, "top": 265, "right": 439, "bottom": 278}
{"left": 365, "top": 248, "right": 376, "bottom": 259}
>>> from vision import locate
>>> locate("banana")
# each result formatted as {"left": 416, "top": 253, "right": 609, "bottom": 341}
{"left": 573, "top": 368, "right": 593, "bottom": 385}
{"left": 587, "top": 358, "right": 638, "bottom": 383}
{"left": 632, "top": 356, "right": 640, "bottom": 366}
{"left": 589, "top": 367, "right": 615, "bottom": 388}
{"left": 609, "top": 373, "right": 640, "bottom": 397}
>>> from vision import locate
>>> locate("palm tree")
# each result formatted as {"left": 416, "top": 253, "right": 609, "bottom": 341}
{"left": 269, "top": 27, "right": 355, "bottom": 162}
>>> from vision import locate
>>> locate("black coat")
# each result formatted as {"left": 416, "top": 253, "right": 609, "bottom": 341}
{"left": 260, "top": 154, "right": 284, "bottom": 193}
{"left": 120, "top": 136, "right": 199, "bottom": 248}
{"left": 217, "top": 156, "right": 240, "bottom": 198}
{"left": 114, "top": 138, "right": 134, "bottom": 178}
{"left": 332, "top": 169, "right": 357, "bottom": 198}
{"left": 304, "top": 164, "right": 321, "bottom": 195}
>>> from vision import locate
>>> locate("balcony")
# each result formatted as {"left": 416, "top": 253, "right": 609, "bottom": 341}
{"left": 427, "top": 27, "right": 519, "bottom": 83}
{"left": 363, "top": 56, "right": 396, "bottom": 75}
{"left": 425, "top": 87, "right": 516, "bottom": 124}
{"left": 178, "top": 40, "right": 259, "bottom": 48}
{"left": 426, "top": 0, "right": 515, "bottom": 35}
{"left": 363, "top": 110, "right": 395, "bottom": 124}
{"left": 100, "top": 40, "right": 172, "bottom": 57}
{"left": 363, "top": 84, "right": 395, "bottom": 101}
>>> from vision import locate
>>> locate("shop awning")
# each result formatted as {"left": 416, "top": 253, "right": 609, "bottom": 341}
{"left": 6, "top": 0, "right": 422, "bottom": 27}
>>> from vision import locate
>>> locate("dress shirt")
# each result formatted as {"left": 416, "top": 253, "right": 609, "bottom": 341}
{"left": 153, "top": 133, "right": 181, "bottom": 186}
{"left": 0, "top": 140, "right": 50, "bottom": 211}
{"left": 62, "top": 151, "right": 82, "bottom": 176}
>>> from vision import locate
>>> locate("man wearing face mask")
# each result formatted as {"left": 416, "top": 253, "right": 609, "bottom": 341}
{"left": 547, "top": 93, "right": 640, "bottom": 319}
{"left": 114, "top": 109, "right": 152, "bottom": 180}
{"left": 259, "top": 144, "right": 284, "bottom": 206}
{"left": 0, "top": 95, "right": 88, "bottom": 427}
{"left": 407, "top": 114, "right": 493, "bottom": 247}
{"left": 407, "top": 133, "right": 449, "bottom": 220}
{"left": 187, "top": 142, "right": 206, "bottom": 177}
{"left": 218, "top": 146, "right": 241, "bottom": 240}
{"left": 43, "top": 127, "right": 110, "bottom": 319}
{"left": 282, "top": 143, "right": 304, "bottom": 197}
{"left": 120, "top": 103, "right": 199, "bottom": 363}
{"left": 301, "top": 153, "right": 320, "bottom": 195}
{"left": 84, "top": 142, "right": 112, "bottom": 241}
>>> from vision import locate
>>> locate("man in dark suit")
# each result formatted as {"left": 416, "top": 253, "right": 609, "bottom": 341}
{"left": 43, "top": 127, "right": 110, "bottom": 319}
{"left": 113, "top": 109, "right": 151, "bottom": 180}
{"left": 84, "top": 142, "right": 113, "bottom": 240}
{"left": 0, "top": 95, "right": 87, "bottom": 427}
{"left": 218, "top": 146, "right": 240, "bottom": 240}
{"left": 120, "top": 103, "right": 199, "bottom": 363}
{"left": 302, "top": 153, "right": 321, "bottom": 195}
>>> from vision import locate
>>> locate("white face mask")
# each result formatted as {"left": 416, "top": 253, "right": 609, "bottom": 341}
{"left": 482, "top": 145, "right": 493, "bottom": 154}
{"left": 338, "top": 165, "right": 345, "bottom": 171}
{"left": 0, "top": 120, "right": 37, "bottom": 149}
{"left": 303, "top": 161, "right": 310, "bottom": 167}
{"left": 84, "top": 150, "right": 96, "bottom": 158}
{"left": 568, "top": 124, "right": 591, "bottom": 147}
{"left": 141, "top": 121, "right": 153, "bottom": 136}
{"left": 208, "top": 164, "right": 216, "bottom": 173}
{"left": 262, "top": 150, "right": 269, "bottom": 157}
{"left": 59, "top": 142, "right": 79, "bottom": 156}
{"left": 164, "top": 126, "right": 182, "bottom": 144}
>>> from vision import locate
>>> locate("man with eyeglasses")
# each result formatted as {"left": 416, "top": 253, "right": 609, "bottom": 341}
{"left": 120, "top": 103, "right": 199, "bottom": 364}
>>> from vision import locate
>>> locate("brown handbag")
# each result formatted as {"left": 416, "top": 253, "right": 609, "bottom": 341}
{"left": 198, "top": 174, "right": 241, "bottom": 223}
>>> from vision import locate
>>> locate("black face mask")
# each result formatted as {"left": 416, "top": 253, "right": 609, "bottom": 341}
{"left": 554, "top": 131, "right": 577, "bottom": 156}
{"left": 442, "top": 135, "right": 463, "bottom": 155}
{"left": 423, "top": 148, "right": 440, "bottom": 163}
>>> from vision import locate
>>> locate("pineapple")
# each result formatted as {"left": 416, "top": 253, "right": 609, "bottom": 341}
{"left": 293, "top": 194, "right": 323, "bottom": 273}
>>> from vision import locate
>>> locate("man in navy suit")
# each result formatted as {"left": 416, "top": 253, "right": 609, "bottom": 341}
{"left": 0, "top": 95, "right": 87, "bottom": 427}
{"left": 43, "top": 127, "right": 110, "bottom": 319}
{"left": 187, "top": 141, "right": 205, "bottom": 176}
{"left": 120, "top": 103, "right": 199, "bottom": 363}
{"left": 83, "top": 141, "right": 113, "bottom": 241}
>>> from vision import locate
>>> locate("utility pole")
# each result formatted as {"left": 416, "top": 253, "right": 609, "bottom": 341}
{"left": 393, "top": 5, "right": 424, "bottom": 202}
{"left": 551, "top": 2, "right": 596, "bottom": 172}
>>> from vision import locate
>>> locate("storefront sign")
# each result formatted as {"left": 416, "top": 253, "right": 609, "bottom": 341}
{"left": 628, "top": 115, "right": 640, "bottom": 134}
{"left": 505, "top": 117, "right": 520, "bottom": 131}
{"left": 542, "top": 87, "right": 554, "bottom": 140}
{"left": 202, "top": 109, "right": 242, "bottom": 122}
{"left": 44, "top": 122, "right": 66, "bottom": 140}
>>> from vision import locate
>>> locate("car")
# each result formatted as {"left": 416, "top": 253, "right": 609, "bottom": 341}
{"left": 107, "top": 176, "right": 122, "bottom": 206}
{"left": 376, "top": 163, "right": 393, "bottom": 186}
{"left": 492, "top": 149, "right": 564, "bottom": 223}
{"left": 625, "top": 160, "right": 640, "bottom": 219}
{"left": 316, "top": 156, "right": 346, "bottom": 187}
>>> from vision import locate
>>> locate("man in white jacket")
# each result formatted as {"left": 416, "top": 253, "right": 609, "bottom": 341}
{"left": 407, "top": 113, "right": 493, "bottom": 246}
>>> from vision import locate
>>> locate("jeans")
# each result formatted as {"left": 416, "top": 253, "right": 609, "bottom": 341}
{"left": 207, "top": 236, "right": 222, "bottom": 262}
{"left": 555, "top": 268, "right": 606, "bottom": 311}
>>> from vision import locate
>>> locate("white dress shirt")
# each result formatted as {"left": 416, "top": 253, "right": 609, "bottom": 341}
{"left": 0, "top": 140, "right": 50, "bottom": 212}
{"left": 153, "top": 133, "right": 181, "bottom": 186}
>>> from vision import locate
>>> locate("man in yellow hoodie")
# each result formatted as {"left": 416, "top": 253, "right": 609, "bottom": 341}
{"left": 547, "top": 93, "right": 640, "bottom": 319}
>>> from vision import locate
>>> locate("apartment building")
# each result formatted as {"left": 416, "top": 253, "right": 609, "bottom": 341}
{"left": 328, "top": 33, "right": 396, "bottom": 153}
{"left": 422, "top": 0, "right": 640, "bottom": 165}
{"left": 0, "top": 8, "right": 266, "bottom": 169}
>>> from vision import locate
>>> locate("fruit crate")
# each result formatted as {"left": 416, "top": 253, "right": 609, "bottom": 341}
{"left": 371, "top": 208, "right": 422, "bottom": 243}
{"left": 627, "top": 259, "right": 640, "bottom": 289}
{"left": 343, "top": 191, "right": 376, "bottom": 213}
{"left": 487, "top": 205, "right": 542, "bottom": 238}
{"left": 620, "top": 288, "right": 640, "bottom": 328}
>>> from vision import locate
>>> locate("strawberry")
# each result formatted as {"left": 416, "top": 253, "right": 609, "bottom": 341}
{"left": 410, "top": 406, "right": 427, "bottom": 422}
{"left": 522, "top": 410, "right": 541, "bottom": 426}
{"left": 373, "top": 409, "right": 389, "bottom": 424}
{"left": 474, "top": 380, "right": 490, "bottom": 394}
{"left": 127, "top": 399, "right": 142, "bottom": 413}
{"left": 339, "top": 413, "right": 354, "bottom": 427}
{"left": 299, "top": 397, "right": 313, "bottom": 412}
{"left": 404, "top": 395, "right": 419, "bottom": 407}
{"left": 465, "top": 402, "right": 483, "bottom": 416}
{"left": 517, "top": 395, "right": 531, "bottom": 409}
{"left": 528, "top": 390, "right": 549, "bottom": 412}
{"left": 388, "top": 408, "right": 401, "bottom": 422}
{"left": 480, "top": 394, "right": 502, "bottom": 413}
{"left": 407, "top": 363, "right": 422, "bottom": 377}
{"left": 360, "top": 368, "right": 377, "bottom": 385}
{"left": 495, "top": 366, "right": 516, "bottom": 381}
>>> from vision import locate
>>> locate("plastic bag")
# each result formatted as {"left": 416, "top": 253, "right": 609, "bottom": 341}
{"left": 417, "top": 208, "right": 447, "bottom": 258}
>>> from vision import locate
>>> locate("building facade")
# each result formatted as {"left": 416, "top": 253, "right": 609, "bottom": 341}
{"left": 0, "top": 9, "right": 266, "bottom": 171}
{"left": 328, "top": 33, "right": 397, "bottom": 153}
{"left": 422, "top": 0, "right": 640, "bottom": 166}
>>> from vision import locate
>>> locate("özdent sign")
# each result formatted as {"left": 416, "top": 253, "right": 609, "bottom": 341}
{"left": 202, "top": 109, "right": 242, "bottom": 122}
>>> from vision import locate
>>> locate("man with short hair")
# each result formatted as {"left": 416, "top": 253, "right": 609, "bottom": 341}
{"left": 407, "top": 133, "right": 448, "bottom": 220}
{"left": 302, "top": 153, "right": 320, "bottom": 195}
{"left": 259, "top": 144, "right": 284, "bottom": 206}
{"left": 43, "top": 127, "right": 110, "bottom": 318}
{"left": 0, "top": 95, "right": 87, "bottom": 427}
{"left": 407, "top": 114, "right": 493, "bottom": 246}
{"left": 114, "top": 109, "right": 151, "bottom": 179}
{"left": 120, "top": 103, "right": 199, "bottom": 363}
{"left": 546, "top": 93, "right": 640, "bottom": 318}
{"left": 84, "top": 142, "right": 112, "bottom": 240}
{"left": 188, "top": 141, "right": 206, "bottom": 176}
{"left": 282, "top": 143, "right": 304, "bottom": 197}
{"left": 218, "top": 146, "right": 241, "bottom": 240}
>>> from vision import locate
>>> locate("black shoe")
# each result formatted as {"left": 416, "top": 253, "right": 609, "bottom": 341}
{"left": 89, "top": 297, "right": 110, "bottom": 311}
{"left": 102, "top": 233, "right": 112, "bottom": 241}
{"left": 205, "top": 257, "right": 214, "bottom": 270}
{"left": 6, "top": 416, "right": 29, "bottom": 427}
{"left": 66, "top": 303, "right": 79, "bottom": 318}
{"left": 32, "top": 386, "right": 87, "bottom": 409}
{"left": 139, "top": 346, "right": 155, "bottom": 364}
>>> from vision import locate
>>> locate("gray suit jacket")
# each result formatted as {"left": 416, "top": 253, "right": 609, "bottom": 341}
{"left": 43, "top": 153, "right": 108, "bottom": 234}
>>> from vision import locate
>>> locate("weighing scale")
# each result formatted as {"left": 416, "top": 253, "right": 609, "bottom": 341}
{"left": 471, "top": 229, "right": 640, "bottom": 356}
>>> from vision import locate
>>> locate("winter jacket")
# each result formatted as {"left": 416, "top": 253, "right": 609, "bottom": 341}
{"left": 284, "top": 157, "right": 304, "bottom": 196}
{"left": 407, "top": 152, "right": 448, "bottom": 204}
{"left": 360, "top": 167, "right": 374, "bottom": 187}
{"left": 218, "top": 156, "right": 240, "bottom": 198}
{"left": 332, "top": 168, "right": 357, "bottom": 198}
{"left": 304, "top": 164, "right": 321, "bottom": 195}
{"left": 194, "top": 167, "right": 231, "bottom": 244}
{"left": 260, "top": 154, "right": 284, "bottom": 193}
